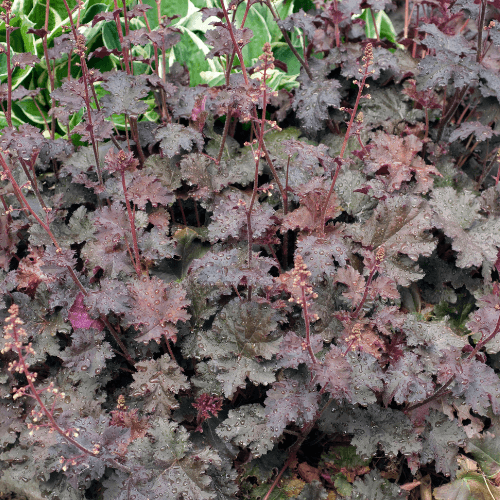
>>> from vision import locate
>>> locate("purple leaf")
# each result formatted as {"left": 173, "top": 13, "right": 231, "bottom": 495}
{"left": 68, "top": 293, "right": 104, "bottom": 331}
{"left": 125, "top": 276, "right": 190, "bottom": 344}
{"left": 265, "top": 379, "right": 320, "bottom": 439}
{"left": 449, "top": 121, "right": 500, "bottom": 143}
{"left": 205, "top": 22, "right": 253, "bottom": 59}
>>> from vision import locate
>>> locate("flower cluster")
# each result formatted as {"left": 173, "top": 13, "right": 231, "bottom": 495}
{"left": 192, "top": 393, "right": 223, "bottom": 432}
{"left": 285, "top": 255, "right": 318, "bottom": 315}
{"left": 104, "top": 148, "right": 139, "bottom": 174}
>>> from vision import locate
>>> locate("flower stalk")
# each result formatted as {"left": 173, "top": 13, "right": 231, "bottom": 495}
{"left": 320, "top": 43, "right": 374, "bottom": 234}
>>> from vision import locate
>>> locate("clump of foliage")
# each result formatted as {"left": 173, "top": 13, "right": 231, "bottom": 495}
{"left": 1, "top": 0, "right": 500, "bottom": 499}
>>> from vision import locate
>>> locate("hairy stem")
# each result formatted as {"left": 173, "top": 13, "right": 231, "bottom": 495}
{"left": 264, "top": 0, "right": 313, "bottom": 80}
{"left": 113, "top": 0, "right": 131, "bottom": 74}
{"left": 17, "top": 157, "right": 47, "bottom": 211}
{"left": 139, "top": 2, "right": 168, "bottom": 122}
{"left": 5, "top": 307, "right": 132, "bottom": 473}
{"left": 216, "top": 110, "right": 232, "bottom": 164}
{"left": 219, "top": 0, "right": 286, "bottom": 218}
{"left": 320, "top": 45, "right": 374, "bottom": 233}
{"left": 1, "top": 151, "right": 135, "bottom": 365}
{"left": 1, "top": 152, "right": 67, "bottom": 251}
{"left": 61, "top": 0, "right": 104, "bottom": 187}
{"left": 122, "top": 0, "right": 130, "bottom": 37}
{"left": 476, "top": 0, "right": 487, "bottom": 63}
{"left": 404, "top": 0, "right": 410, "bottom": 38}
{"left": 177, "top": 198, "right": 187, "bottom": 226}
{"left": 219, "top": 1, "right": 276, "bottom": 278}
{"left": 4, "top": 8, "right": 12, "bottom": 127}
{"left": 333, "top": 0, "right": 341, "bottom": 47}
{"left": 301, "top": 286, "right": 318, "bottom": 365}
{"left": 16, "top": 357, "right": 96, "bottom": 456}
{"left": 422, "top": 108, "right": 429, "bottom": 157}
{"left": 494, "top": 150, "right": 500, "bottom": 186}
{"left": 282, "top": 155, "right": 290, "bottom": 269}
{"left": 42, "top": 0, "right": 57, "bottom": 139}
{"left": 128, "top": 116, "right": 146, "bottom": 166}
{"left": 246, "top": 123, "right": 266, "bottom": 273}
{"left": 223, "top": 0, "right": 251, "bottom": 86}
{"left": 351, "top": 265, "right": 377, "bottom": 320}
{"left": 437, "top": 86, "right": 469, "bottom": 142}
{"left": 121, "top": 170, "right": 142, "bottom": 276}
{"left": 220, "top": 0, "right": 249, "bottom": 84}
{"left": 31, "top": 97, "right": 50, "bottom": 133}
{"left": 220, "top": 2, "right": 252, "bottom": 85}
{"left": 369, "top": 9, "right": 380, "bottom": 41}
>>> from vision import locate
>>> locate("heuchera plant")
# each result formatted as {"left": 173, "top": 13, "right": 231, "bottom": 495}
{"left": 1, "top": 0, "right": 500, "bottom": 498}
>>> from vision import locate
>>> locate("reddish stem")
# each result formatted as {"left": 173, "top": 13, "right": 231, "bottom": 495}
{"left": 404, "top": 0, "right": 410, "bottom": 38}
{"left": 262, "top": 398, "right": 334, "bottom": 500}
{"left": 437, "top": 86, "right": 469, "bottom": 142}
{"left": 422, "top": 107, "right": 429, "bottom": 157}
{"left": 122, "top": 0, "right": 130, "bottom": 37}
{"left": 31, "top": 97, "right": 50, "bottom": 133}
{"left": 246, "top": 67, "right": 268, "bottom": 269}
{"left": 5, "top": 307, "right": 132, "bottom": 473}
{"left": 494, "top": 151, "right": 500, "bottom": 186}
{"left": 194, "top": 200, "right": 201, "bottom": 227}
{"left": 369, "top": 9, "right": 380, "bottom": 41}
{"left": 5, "top": 9, "right": 12, "bottom": 127}
{"left": 220, "top": 0, "right": 249, "bottom": 84}
{"left": 301, "top": 286, "right": 318, "bottom": 365}
{"left": 61, "top": 0, "right": 104, "bottom": 187}
{"left": 476, "top": 0, "right": 487, "bottom": 63}
{"left": 141, "top": 6, "right": 167, "bottom": 120}
{"left": 1, "top": 151, "right": 135, "bottom": 365}
{"left": 412, "top": 5, "right": 419, "bottom": 58}
{"left": 216, "top": 110, "right": 232, "bottom": 164}
{"left": 456, "top": 100, "right": 472, "bottom": 127}
{"left": 218, "top": 0, "right": 286, "bottom": 228}
{"left": 406, "top": 308, "right": 500, "bottom": 413}
{"left": 113, "top": 0, "right": 131, "bottom": 74}
{"left": 17, "top": 157, "right": 47, "bottom": 210}
{"left": 129, "top": 117, "right": 145, "bottom": 166}
{"left": 177, "top": 198, "right": 187, "bottom": 226}
{"left": 262, "top": 452, "right": 297, "bottom": 500}
{"left": 42, "top": 0, "right": 57, "bottom": 139}
{"left": 351, "top": 265, "right": 377, "bottom": 320}
{"left": 282, "top": 156, "right": 290, "bottom": 269}
{"left": 120, "top": 170, "right": 142, "bottom": 276}
{"left": 264, "top": 0, "right": 313, "bottom": 80}
{"left": 333, "top": 0, "right": 341, "bottom": 47}
{"left": 320, "top": 48, "right": 373, "bottom": 233}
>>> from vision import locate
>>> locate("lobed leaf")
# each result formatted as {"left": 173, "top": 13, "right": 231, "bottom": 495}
{"left": 125, "top": 276, "right": 190, "bottom": 344}
{"left": 216, "top": 403, "right": 276, "bottom": 457}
